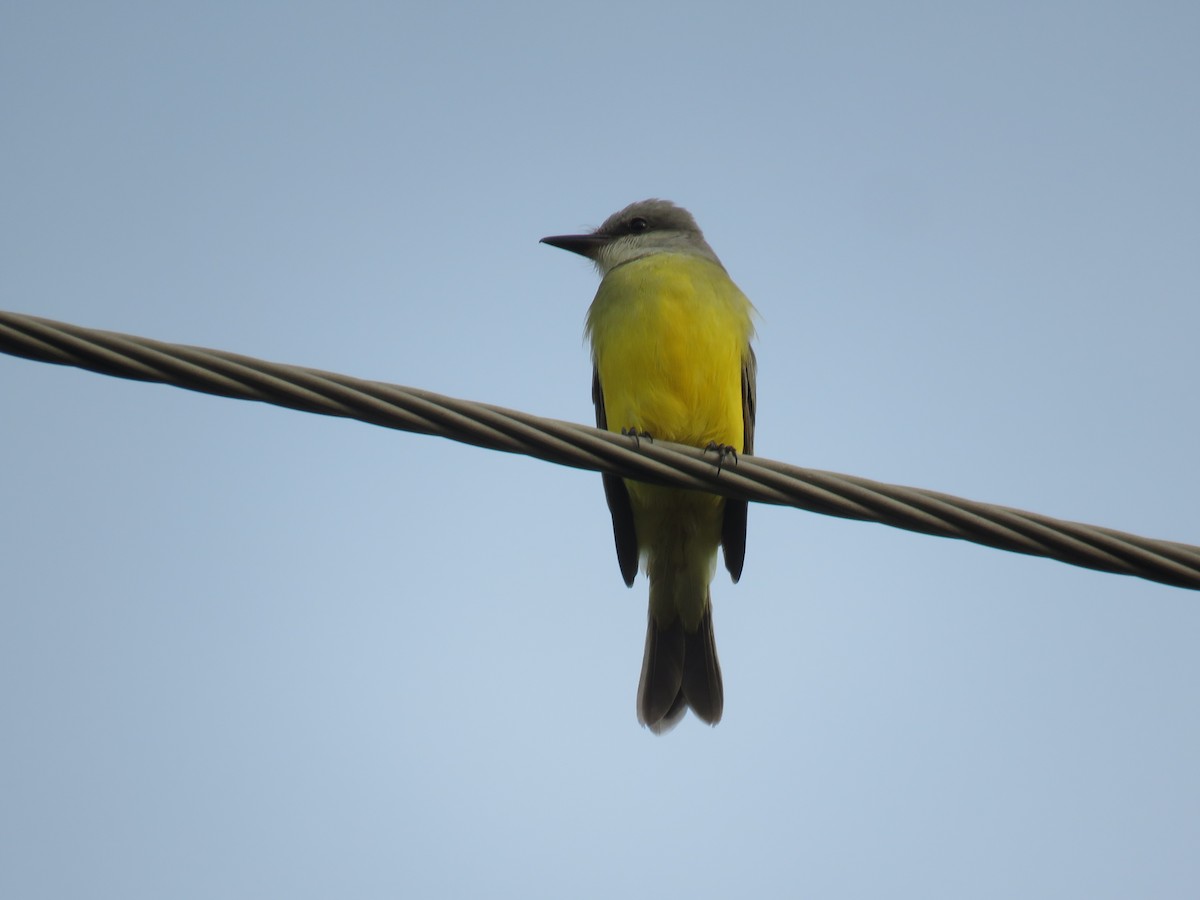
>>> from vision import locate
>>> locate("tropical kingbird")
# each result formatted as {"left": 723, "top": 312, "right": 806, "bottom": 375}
{"left": 542, "top": 199, "right": 757, "bottom": 733}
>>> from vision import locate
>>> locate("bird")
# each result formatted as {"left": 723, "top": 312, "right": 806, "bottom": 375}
{"left": 541, "top": 199, "right": 757, "bottom": 733}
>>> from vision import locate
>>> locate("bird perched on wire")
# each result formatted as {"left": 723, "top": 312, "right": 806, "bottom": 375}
{"left": 542, "top": 199, "right": 757, "bottom": 733}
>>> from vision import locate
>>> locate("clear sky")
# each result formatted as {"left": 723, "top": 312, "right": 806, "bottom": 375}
{"left": 2, "top": 2, "right": 1198, "bottom": 898}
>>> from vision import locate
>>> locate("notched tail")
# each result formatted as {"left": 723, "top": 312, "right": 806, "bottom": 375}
{"left": 637, "top": 601, "right": 723, "bottom": 734}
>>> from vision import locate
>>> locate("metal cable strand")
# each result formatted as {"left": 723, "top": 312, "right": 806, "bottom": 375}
{"left": 2, "top": 309, "right": 1197, "bottom": 590}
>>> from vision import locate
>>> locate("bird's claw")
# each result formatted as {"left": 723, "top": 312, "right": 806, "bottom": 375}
{"left": 621, "top": 427, "right": 654, "bottom": 449}
{"left": 704, "top": 442, "right": 738, "bottom": 473}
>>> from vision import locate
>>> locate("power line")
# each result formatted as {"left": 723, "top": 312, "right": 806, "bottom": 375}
{"left": 2, "top": 309, "right": 1197, "bottom": 590}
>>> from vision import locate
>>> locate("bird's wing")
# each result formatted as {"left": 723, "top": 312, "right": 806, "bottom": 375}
{"left": 741, "top": 345, "right": 757, "bottom": 455}
{"left": 593, "top": 368, "right": 639, "bottom": 587}
{"left": 721, "top": 345, "right": 756, "bottom": 582}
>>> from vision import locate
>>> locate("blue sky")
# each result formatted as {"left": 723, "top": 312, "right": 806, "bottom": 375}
{"left": 2, "top": 3, "right": 1198, "bottom": 898}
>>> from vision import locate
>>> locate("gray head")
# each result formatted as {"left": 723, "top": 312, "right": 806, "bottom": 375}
{"left": 541, "top": 199, "right": 723, "bottom": 275}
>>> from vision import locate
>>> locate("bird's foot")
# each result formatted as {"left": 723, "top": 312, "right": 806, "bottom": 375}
{"left": 704, "top": 442, "right": 738, "bottom": 473}
{"left": 621, "top": 427, "right": 654, "bottom": 449}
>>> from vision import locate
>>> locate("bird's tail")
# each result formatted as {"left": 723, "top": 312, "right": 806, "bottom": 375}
{"left": 637, "top": 594, "right": 723, "bottom": 734}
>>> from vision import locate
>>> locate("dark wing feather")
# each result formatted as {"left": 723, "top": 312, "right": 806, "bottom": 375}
{"left": 741, "top": 345, "right": 757, "bottom": 455}
{"left": 593, "top": 368, "right": 639, "bottom": 587}
{"left": 721, "top": 346, "right": 756, "bottom": 582}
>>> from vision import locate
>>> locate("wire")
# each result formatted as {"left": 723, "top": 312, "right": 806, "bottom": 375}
{"left": 2, "top": 309, "right": 1197, "bottom": 590}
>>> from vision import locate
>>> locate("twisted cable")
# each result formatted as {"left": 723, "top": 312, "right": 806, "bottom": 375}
{"left": 2, "top": 309, "right": 1196, "bottom": 591}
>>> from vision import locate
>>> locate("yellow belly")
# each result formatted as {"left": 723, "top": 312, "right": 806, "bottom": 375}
{"left": 586, "top": 253, "right": 753, "bottom": 451}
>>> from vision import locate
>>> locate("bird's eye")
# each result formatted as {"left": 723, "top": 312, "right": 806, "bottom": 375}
{"left": 628, "top": 217, "right": 649, "bottom": 233}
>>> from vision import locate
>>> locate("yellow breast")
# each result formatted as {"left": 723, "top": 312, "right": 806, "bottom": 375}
{"left": 586, "top": 254, "right": 754, "bottom": 450}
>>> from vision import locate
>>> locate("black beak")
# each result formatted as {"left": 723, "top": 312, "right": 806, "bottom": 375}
{"left": 540, "top": 233, "right": 607, "bottom": 260}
